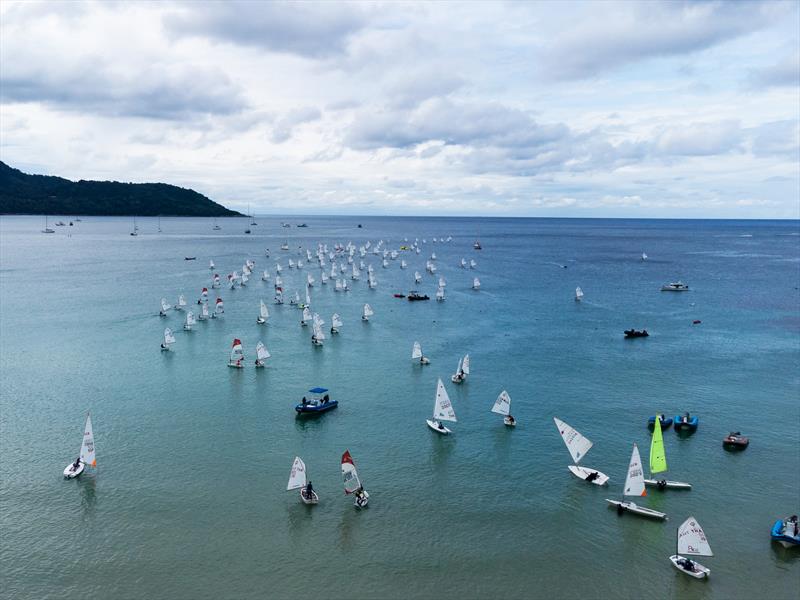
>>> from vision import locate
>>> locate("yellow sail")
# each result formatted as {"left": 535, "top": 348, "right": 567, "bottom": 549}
{"left": 649, "top": 416, "right": 668, "bottom": 474}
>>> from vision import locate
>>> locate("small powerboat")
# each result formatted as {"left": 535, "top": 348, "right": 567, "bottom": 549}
{"left": 722, "top": 432, "right": 749, "bottom": 449}
{"left": 184, "top": 257, "right": 196, "bottom": 261}
{"left": 661, "top": 282, "right": 689, "bottom": 291}
{"left": 407, "top": 291, "right": 430, "bottom": 301}
{"left": 624, "top": 329, "right": 649, "bottom": 338}
{"left": 295, "top": 387, "right": 338, "bottom": 415}
{"left": 647, "top": 415, "right": 673, "bottom": 429}
{"left": 771, "top": 516, "right": 800, "bottom": 547}
{"left": 393, "top": 293, "right": 406, "bottom": 298}
{"left": 674, "top": 413, "right": 698, "bottom": 432}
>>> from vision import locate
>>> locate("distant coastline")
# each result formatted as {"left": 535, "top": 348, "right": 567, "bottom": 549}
{"left": 0, "top": 161, "right": 242, "bottom": 217}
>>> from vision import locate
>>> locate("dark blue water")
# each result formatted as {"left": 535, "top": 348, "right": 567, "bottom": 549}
{"left": 1, "top": 216, "right": 798, "bottom": 599}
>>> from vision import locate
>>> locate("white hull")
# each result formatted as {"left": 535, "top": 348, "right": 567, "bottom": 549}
{"left": 228, "top": 363, "right": 243, "bottom": 369}
{"left": 426, "top": 419, "right": 451, "bottom": 434}
{"left": 605, "top": 499, "right": 667, "bottom": 520}
{"left": 63, "top": 462, "right": 84, "bottom": 478}
{"left": 503, "top": 416, "right": 516, "bottom": 427}
{"left": 669, "top": 555, "right": 709, "bottom": 578}
{"left": 257, "top": 318, "right": 266, "bottom": 324}
{"left": 300, "top": 489, "right": 319, "bottom": 505}
{"left": 644, "top": 478, "right": 692, "bottom": 490}
{"left": 451, "top": 375, "right": 464, "bottom": 384}
{"left": 354, "top": 491, "right": 370, "bottom": 508}
{"left": 568, "top": 465, "right": 609, "bottom": 485}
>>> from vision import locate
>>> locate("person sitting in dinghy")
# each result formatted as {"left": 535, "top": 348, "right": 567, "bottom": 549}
{"left": 585, "top": 471, "right": 599, "bottom": 483}
{"left": 71, "top": 457, "right": 81, "bottom": 471}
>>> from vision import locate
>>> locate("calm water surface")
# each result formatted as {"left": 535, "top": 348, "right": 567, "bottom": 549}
{"left": 1, "top": 216, "right": 798, "bottom": 599}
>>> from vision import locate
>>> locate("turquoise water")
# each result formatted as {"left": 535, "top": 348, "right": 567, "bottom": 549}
{"left": 1, "top": 216, "right": 798, "bottom": 599}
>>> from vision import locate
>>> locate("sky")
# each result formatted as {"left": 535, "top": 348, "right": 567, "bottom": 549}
{"left": 1, "top": 0, "right": 798, "bottom": 218}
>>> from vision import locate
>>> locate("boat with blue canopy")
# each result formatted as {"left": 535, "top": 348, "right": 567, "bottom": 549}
{"left": 647, "top": 414, "right": 673, "bottom": 429}
{"left": 673, "top": 413, "right": 698, "bottom": 432}
{"left": 295, "top": 387, "right": 338, "bottom": 415}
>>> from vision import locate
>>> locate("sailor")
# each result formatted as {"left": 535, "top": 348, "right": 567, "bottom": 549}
{"left": 302, "top": 397, "right": 307, "bottom": 406}
{"left": 305, "top": 481, "right": 313, "bottom": 499}
{"left": 438, "top": 421, "right": 445, "bottom": 430}
{"left": 73, "top": 457, "right": 81, "bottom": 470}
{"left": 507, "top": 415, "right": 515, "bottom": 425}
{"left": 585, "top": 471, "right": 599, "bottom": 482}
{"left": 160, "top": 343, "right": 167, "bottom": 350}
{"left": 323, "top": 394, "right": 329, "bottom": 402}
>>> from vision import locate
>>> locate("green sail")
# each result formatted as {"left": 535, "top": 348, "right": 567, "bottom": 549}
{"left": 650, "top": 416, "right": 668, "bottom": 474}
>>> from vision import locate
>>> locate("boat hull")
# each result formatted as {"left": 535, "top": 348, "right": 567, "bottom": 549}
{"left": 673, "top": 416, "right": 699, "bottom": 431}
{"left": 63, "top": 462, "right": 84, "bottom": 478}
{"left": 295, "top": 401, "right": 338, "bottom": 414}
{"left": 569, "top": 465, "right": 609, "bottom": 485}
{"left": 644, "top": 479, "right": 692, "bottom": 490}
{"left": 605, "top": 499, "right": 667, "bottom": 520}
{"left": 300, "top": 489, "right": 319, "bottom": 505}
{"left": 426, "top": 419, "right": 451, "bottom": 434}
{"left": 669, "top": 555, "right": 709, "bottom": 578}
{"left": 771, "top": 519, "right": 800, "bottom": 547}
{"left": 503, "top": 416, "right": 516, "bottom": 427}
{"left": 354, "top": 491, "right": 370, "bottom": 508}
{"left": 647, "top": 416, "right": 674, "bottom": 429}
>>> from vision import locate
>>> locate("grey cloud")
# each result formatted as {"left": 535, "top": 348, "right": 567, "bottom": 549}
{"left": 750, "top": 120, "right": 800, "bottom": 157}
{"left": 385, "top": 68, "right": 465, "bottom": 109}
{"left": 164, "top": 2, "right": 367, "bottom": 58}
{"left": 655, "top": 120, "right": 743, "bottom": 156}
{"left": 545, "top": 1, "right": 782, "bottom": 80}
{"left": 270, "top": 107, "right": 322, "bottom": 143}
{"left": 1, "top": 62, "right": 246, "bottom": 120}
{"left": 747, "top": 54, "right": 800, "bottom": 88}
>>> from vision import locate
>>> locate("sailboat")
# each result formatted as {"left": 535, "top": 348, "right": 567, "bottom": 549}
{"left": 412, "top": 341, "right": 430, "bottom": 365}
{"left": 414, "top": 271, "right": 422, "bottom": 284}
{"left": 436, "top": 286, "right": 445, "bottom": 302}
{"left": 553, "top": 417, "right": 609, "bottom": 484}
{"left": 351, "top": 264, "right": 360, "bottom": 280}
{"left": 198, "top": 302, "right": 210, "bottom": 321}
{"left": 42, "top": 216, "right": 55, "bottom": 234}
{"left": 472, "top": 277, "right": 481, "bottom": 290}
{"left": 670, "top": 517, "right": 713, "bottom": 578}
{"left": 183, "top": 311, "right": 195, "bottom": 331}
{"left": 159, "top": 298, "right": 171, "bottom": 316}
{"left": 451, "top": 354, "right": 470, "bottom": 383}
{"left": 274, "top": 288, "right": 284, "bottom": 304}
{"left": 228, "top": 338, "right": 244, "bottom": 368}
{"left": 311, "top": 314, "right": 326, "bottom": 346}
{"left": 342, "top": 450, "right": 369, "bottom": 508}
{"left": 212, "top": 273, "right": 221, "bottom": 288}
{"left": 400, "top": 260, "right": 407, "bottom": 269}
{"left": 209, "top": 259, "right": 215, "bottom": 270}
{"left": 605, "top": 443, "right": 667, "bottom": 519}
{"left": 161, "top": 328, "right": 176, "bottom": 351}
{"left": 335, "top": 279, "right": 343, "bottom": 292}
{"left": 301, "top": 307, "right": 312, "bottom": 326}
{"left": 307, "top": 273, "right": 315, "bottom": 287}
{"left": 575, "top": 287, "right": 584, "bottom": 302}
{"left": 470, "top": 259, "right": 477, "bottom": 269}
{"left": 63, "top": 413, "right": 96, "bottom": 478}
{"left": 320, "top": 271, "right": 328, "bottom": 284}
{"left": 460, "top": 258, "right": 467, "bottom": 268}
{"left": 426, "top": 378, "right": 457, "bottom": 434}
{"left": 212, "top": 217, "right": 221, "bottom": 231}
{"left": 330, "top": 313, "right": 342, "bottom": 334}
{"left": 641, "top": 252, "right": 648, "bottom": 261}
{"left": 438, "top": 276, "right": 446, "bottom": 288}
{"left": 250, "top": 205, "right": 257, "bottom": 226}
{"left": 257, "top": 300, "right": 269, "bottom": 324}
{"left": 362, "top": 304, "right": 373, "bottom": 321}
{"left": 130, "top": 216, "right": 138, "bottom": 236}
{"left": 214, "top": 297, "right": 224, "bottom": 316}
{"left": 157, "top": 215, "right": 162, "bottom": 233}
{"left": 255, "top": 341, "right": 271, "bottom": 367}
{"left": 645, "top": 417, "right": 692, "bottom": 490}
{"left": 287, "top": 456, "right": 318, "bottom": 504}
{"left": 175, "top": 294, "right": 187, "bottom": 311}
{"left": 491, "top": 390, "right": 517, "bottom": 427}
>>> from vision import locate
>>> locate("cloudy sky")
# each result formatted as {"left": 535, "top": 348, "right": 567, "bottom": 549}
{"left": 1, "top": 1, "right": 798, "bottom": 217}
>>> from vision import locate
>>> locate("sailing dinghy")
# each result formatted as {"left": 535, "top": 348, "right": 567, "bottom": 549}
{"left": 412, "top": 341, "right": 430, "bottom": 364}
{"left": 63, "top": 413, "right": 96, "bottom": 478}
{"left": 228, "top": 338, "right": 244, "bottom": 368}
{"left": 198, "top": 302, "right": 210, "bottom": 321}
{"left": 451, "top": 354, "right": 469, "bottom": 383}
{"left": 330, "top": 313, "right": 342, "bottom": 334}
{"left": 645, "top": 418, "right": 691, "bottom": 490}
{"left": 426, "top": 378, "right": 456, "bottom": 434}
{"left": 301, "top": 307, "right": 312, "bottom": 326}
{"left": 161, "top": 328, "right": 176, "bottom": 351}
{"left": 575, "top": 287, "right": 584, "bottom": 302}
{"left": 362, "top": 304, "right": 373, "bottom": 321}
{"left": 605, "top": 443, "right": 667, "bottom": 519}
{"left": 472, "top": 277, "right": 481, "bottom": 290}
{"left": 257, "top": 300, "right": 269, "bottom": 324}
{"left": 553, "top": 417, "right": 608, "bottom": 484}
{"left": 311, "top": 314, "right": 326, "bottom": 346}
{"left": 342, "top": 450, "right": 370, "bottom": 508}
{"left": 492, "top": 390, "right": 517, "bottom": 427}
{"left": 670, "top": 517, "right": 713, "bottom": 578}
{"left": 183, "top": 311, "right": 196, "bottom": 331}
{"left": 255, "top": 341, "right": 270, "bottom": 367}
{"left": 214, "top": 297, "right": 224, "bottom": 317}
{"left": 287, "top": 456, "right": 318, "bottom": 504}
{"left": 175, "top": 294, "right": 187, "bottom": 311}
{"left": 159, "top": 298, "right": 171, "bottom": 316}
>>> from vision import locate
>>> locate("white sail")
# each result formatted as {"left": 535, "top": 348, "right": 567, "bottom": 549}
{"left": 215, "top": 299, "right": 224, "bottom": 314}
{"left": 307, "top": 273, "right": 315, "bottom": 286}
{"left": 312, "top": 322, "right": 326, "bottom": 341}
{"left": 262, "top": 270, "right": 270, "bottom": 280}
{"left": 401, "top": 260, "right": 407, "bottom": 269}
{"left": 623, "top": 443, "right": 647, "bottom": 498}
{"left": 470, "top": 259, "right": 477, "bottom": 268}
{"left": 575, "top": 287, "right": 584, "bottom": 301}
{"left": 331, "top": 313, "right": 342, "bottom": 328}
{"left": 491, "top": 390, "right": 511, "bottom": 416}
{"left": 177, "top": 294, "right": 187, "bottom": 308}
{"left": 256, "top": 341, "right": 271, "bottom": 361}
{"left": 209, "top": 260, "right": 215, "bottom": 270}
{"left": 412, "top": 341, "right": 423, "bottom": 360}
{"left": 462, "top": 354, "right": 470, "bottom": 375}
{"left": 341, "top": 450, "right": 362, "bottom": 494}
{"left": 677, "top": 517, "right": 713, "bottom": 557}
{"left": 362, "top": 304, "right": 373, "bottom": 318}
{"left": 287, "top": 456, "right": 307, "bottom": 490}
{"left": 274, "top": 275, "right": 283, "bottom": 287}
{"left": 260, "top": 300, "right": 269, "bottom": 320}
{"left": 229, "top": 339, "right": 244, "bottom": 365}
{"left": 305, "top": 287, "right": 312, "bottom": 306}
{"left": 276, "top": 263, "right": 283, "bottom": 273}
{"left": 473, "top": 277, "right": 481, "bottom": 289}
{"left": 160, "top": 298, "right": 170, "bottom": 312}
{"left": 553, "top": 417, "right": 593, "bottom": 465}
{"left": 200, "top": 303, "right": 209, "bottom": 319}
{"left": 302, "top": 307, "right": 312, "bottom": 324}
{"left": 164, "top": 328, "right": 176, "bottom": 344}
{"left": 79, "top": 413, "right": 96, "bottom": 467}
{"left": 335, "top": 279, "right": 343, "bottom": 291}
{"left": 438, "top": 276, "right": 446, "bottom": 288}
{"left": 185, "top": 311, "right": 195, "bottom": 327}
{"left": 414, "top": 271, "right": 422, "bottom": 283}
{"left": 433, "top": 378, "right": 457, "bottom": 422}
{"left": 352, "top": 264, "right": 360, "bottom": 279}
{"left": 321, "top": 271, "right": 328, "bottom": 283}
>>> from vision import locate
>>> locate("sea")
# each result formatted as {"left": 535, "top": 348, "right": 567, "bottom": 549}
{"left": 1, "top": 215, "right": 798, "bottom": 600}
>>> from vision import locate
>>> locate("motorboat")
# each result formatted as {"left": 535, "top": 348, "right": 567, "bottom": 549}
{"left": 647, "top": 415, "right": 673, "bottom": 429}
{"left": 407, "top": 291, "right": 430, "bottom": 301}
{"left": 673, "top": 413, "right": 698, "bottom": 432}
{"left": 661, "top": 282, "right": 689, "bottom": 292}
{"left": 722, "top": 431, "right": 749, "bottom": 449}
{"left": 295, "top": 387, "right": 338, "bottom": 415}
{"left": 624, "top": 329, "right": 649, "bottom": 338}
{"left": 771, "top": 516, "right": 800, "bottom": 547}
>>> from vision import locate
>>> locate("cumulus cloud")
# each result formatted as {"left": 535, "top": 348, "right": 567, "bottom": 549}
{"left": 164, "top": 1, "right": 368, "bottom": 58}
{"left": 270, "top": 107, "right": 322, "bottom": 143}
{"left": 545, "top": 1, "right": 783, "bottom": 80}
{"left": 654, "top": 120, "right": 743, "bottom": 156}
